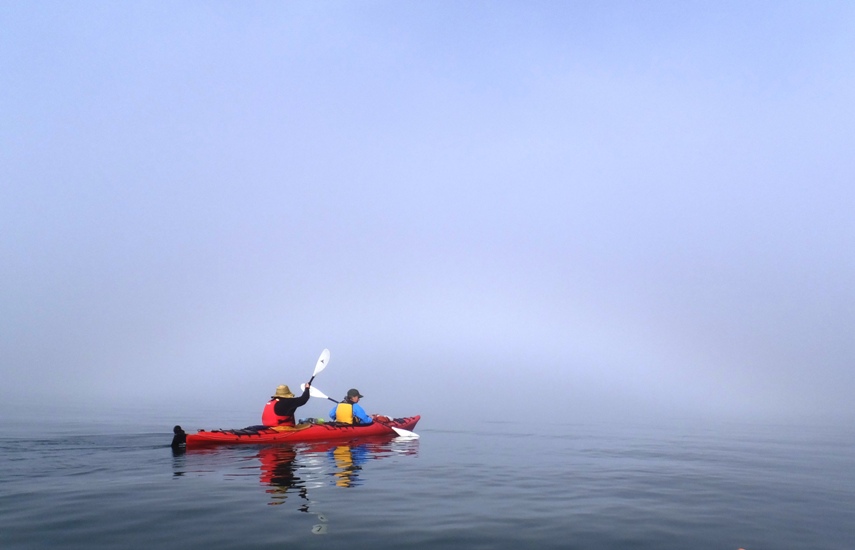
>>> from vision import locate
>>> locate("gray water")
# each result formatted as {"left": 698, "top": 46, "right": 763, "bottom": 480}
{"left": 1, "top": 416, "right": 852, "bottom": 549}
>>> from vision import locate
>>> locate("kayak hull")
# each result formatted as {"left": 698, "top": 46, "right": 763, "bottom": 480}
{"left": 184, "top": 415, "right": 420, "bottom": 448}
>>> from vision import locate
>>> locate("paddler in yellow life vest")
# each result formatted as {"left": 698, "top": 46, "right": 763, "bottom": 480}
{"left": 329, "top": 388, "right": 373, "bottom": 425}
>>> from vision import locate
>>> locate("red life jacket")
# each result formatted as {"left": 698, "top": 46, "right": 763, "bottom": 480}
{"left": 262, "top": 399, "right": 295, "bottom": 426}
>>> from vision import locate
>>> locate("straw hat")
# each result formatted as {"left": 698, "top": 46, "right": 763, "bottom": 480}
{"left": 272, "top": 385, "right": 295, "bottom": 398}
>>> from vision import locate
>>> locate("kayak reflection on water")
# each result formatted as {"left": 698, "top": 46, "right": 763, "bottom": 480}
{"left": 257, "top": 438, "right": 420, "bottom": 501}
{"left": 173, "top": 436, "right": 419, "bottom": 534}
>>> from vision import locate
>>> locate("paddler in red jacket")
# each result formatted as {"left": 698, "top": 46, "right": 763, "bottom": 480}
{"left": 262, "top": 384, "right": 311, "bottom": 427}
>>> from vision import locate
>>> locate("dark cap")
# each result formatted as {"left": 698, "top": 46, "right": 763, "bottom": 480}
{"left": 347, "top": 388, "right": 364, "bottom": 398}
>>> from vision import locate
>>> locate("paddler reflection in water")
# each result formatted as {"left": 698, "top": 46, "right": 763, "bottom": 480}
{"left": 330, "top": 443, "right": 369, "bottom": 487}
{"left": 330, "top": 388, "right": 373, "bottom": 424}
{"left": 258, "top": 446, "right": 310, "bottom": 508}
{"left": 262, "top": 383, "right": 311, "bottom": 427}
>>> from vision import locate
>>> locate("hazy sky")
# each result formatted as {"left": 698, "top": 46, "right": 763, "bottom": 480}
{"left": 2, "top": 1, "right": 854, "bottom": 428}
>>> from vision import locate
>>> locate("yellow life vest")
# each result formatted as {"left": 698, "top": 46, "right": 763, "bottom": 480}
{"left": 335, "top": 403, "right": 354, "bottom": 424}
{"left": 332, "top": 446, "right": 355, "bottom": 487}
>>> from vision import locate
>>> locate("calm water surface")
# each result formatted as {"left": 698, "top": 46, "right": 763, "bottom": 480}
{"left": 1, "top": 415, "right": 852, "bottom": 549}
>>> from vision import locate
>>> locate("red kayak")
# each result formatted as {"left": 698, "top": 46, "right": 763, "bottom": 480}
{"left": 182, "top": 416, "right": 420, "bottom": 448}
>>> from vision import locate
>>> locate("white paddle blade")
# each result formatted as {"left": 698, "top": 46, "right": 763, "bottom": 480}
{"left": 307, "top": 385, "right": 331, "bottom": 400}
{"left": 312, "top": 349, "right": 330, "bottom": 377}
{"left": 392, "top": 427, "right": 419, "bottom": 439}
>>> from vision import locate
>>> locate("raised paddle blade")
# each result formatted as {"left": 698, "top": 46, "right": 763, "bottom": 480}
{"left": 308, "top": 348, "right": 331, "bottom": 385}
{"left": 312, "top": 349, "right": 330, "bottom": 377}
{"left": 392, "top": 427, "right": 420, "bottom": 439}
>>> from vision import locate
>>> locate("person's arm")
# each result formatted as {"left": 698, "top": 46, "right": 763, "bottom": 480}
{"left": 352, "top": 403, "right": 373, "bottom": 424}
{"left": 329, "top": 404, "right": 338, "bottom": 420}
{"left": 294, "top": 385, "right": 311, "bottom": 407}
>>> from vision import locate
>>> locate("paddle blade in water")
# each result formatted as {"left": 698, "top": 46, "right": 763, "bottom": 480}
{"left": 392, "top": 427, "right": 419, "bottom": 439}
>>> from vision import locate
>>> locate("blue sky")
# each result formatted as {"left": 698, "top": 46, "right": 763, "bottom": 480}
{"left": 2, "top": 1, "right": 854, "bottom": 428}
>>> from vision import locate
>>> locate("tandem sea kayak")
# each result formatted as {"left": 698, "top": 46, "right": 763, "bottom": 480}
{"left": 176, "top": 415, "right": 420, "bottom": 448}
